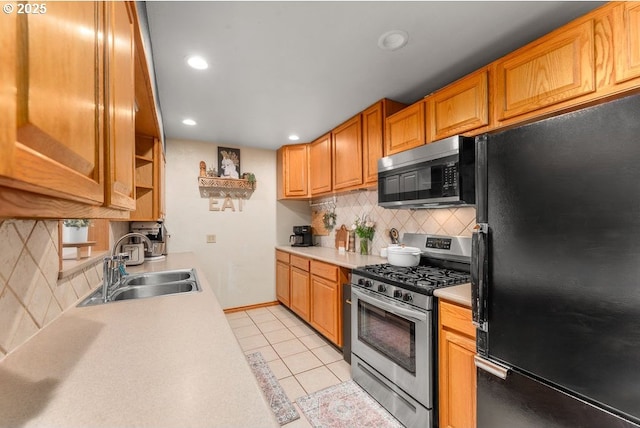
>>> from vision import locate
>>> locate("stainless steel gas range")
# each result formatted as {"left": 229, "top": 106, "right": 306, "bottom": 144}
{"left": 351, "top": 233, "right": 471, "bottom": 428}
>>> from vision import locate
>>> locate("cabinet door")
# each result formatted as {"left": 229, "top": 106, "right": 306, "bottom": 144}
{"left": 427, "top": 69, "right": 489, "bottom": 142}
{"left": 493, "top": 20, "right": 595, "bottom": 121}
{"left": 613, "top": 3, "right": 640, "bottom": 84}
{"left": 385, "top": 101, "right": 425, "bottom": 155}
{"left": 279, "top": 144, "right": 308, "bottom": 198}
{"left": 310, "top": 275, "right": 340, "bottom": 346}
{"left": 332, "top": 115, "right": 363, "bottom": 190}
{"left": 1, "top": 2, "right": 105, "bottom": 205}
{"left": 362, "top": 102, "right": 383, "bottom": 186}
{"left": 309, "top": 133, "right": 332, "bottom": 195}
{"left": 362, "top": 99, "right": 407, "bottom": 184}
{"left": 105, "top": 1, "right": 136, "bottom": 210}
{"left": 439, "top": 301, "right": 477, "bottom": 428}
{"left": 276, "top": 260, "right": 290, "bottom": 306}
{"left": 290, "top": 267, "right": 310, "bottom": 321}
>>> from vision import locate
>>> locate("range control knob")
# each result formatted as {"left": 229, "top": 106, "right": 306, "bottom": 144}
{"left": 377, "top": 284, "right": 387, "bottom": 293}
{"left": 358, "top": 278, "right": 365, "bottom": 286}
{"left": 393, "top": 290, "right": 403, "bottom": 298}
{"left": 403, "top": 293, "right": 413, "bottom": 302}
{"left": 364, "top": 280, "right": 373, "bottom": 288}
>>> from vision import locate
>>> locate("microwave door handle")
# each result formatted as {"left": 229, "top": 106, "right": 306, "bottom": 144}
{"left": 352, "top": 288, "right": 427, "bottom": 323}
{"left": 472, "top": 223, "right": 489, "bottom": 331}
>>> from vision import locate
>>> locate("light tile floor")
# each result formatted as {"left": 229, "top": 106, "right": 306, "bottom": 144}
{"left": 226, "top": 304, "right": 351, "bottom": 428}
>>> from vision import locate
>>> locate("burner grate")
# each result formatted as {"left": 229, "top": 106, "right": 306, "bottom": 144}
{"left": 359, "top": 263, "right": 471, "bottom": 290}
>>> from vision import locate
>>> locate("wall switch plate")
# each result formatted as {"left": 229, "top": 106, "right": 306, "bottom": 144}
{"left": 206, "top": 234, "right": 216, "bottom": 243}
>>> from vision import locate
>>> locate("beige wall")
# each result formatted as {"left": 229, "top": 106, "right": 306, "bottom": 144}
{"left": 0, "top": 220, "right": 105, "bottom": 358}
{"left": 165, "top": 139, "right": 285, "bottom": 310}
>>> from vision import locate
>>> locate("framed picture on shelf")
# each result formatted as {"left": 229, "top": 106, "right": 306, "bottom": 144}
{"left": 218, "top": 147, "right": 241, "bottom": 179}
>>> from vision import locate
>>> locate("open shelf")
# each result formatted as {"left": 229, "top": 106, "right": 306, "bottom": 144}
{"left": 198, "top": 177, "right": 256, "bottom": 198}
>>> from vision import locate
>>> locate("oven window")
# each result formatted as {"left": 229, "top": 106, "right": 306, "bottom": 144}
{"left": 357, "top": 299, "right": 416, "bottom": 374}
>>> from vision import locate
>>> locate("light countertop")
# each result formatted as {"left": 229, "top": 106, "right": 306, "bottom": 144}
{"left": 433, "top": 283, "right": 472, "bottom": 308}
{"left": 0, "top": 253, "right": 278, "bottom": 428}
{"left": 275, "top": 245, "right": 387, "bottom": 269}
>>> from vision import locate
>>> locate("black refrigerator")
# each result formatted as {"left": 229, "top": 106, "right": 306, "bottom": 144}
{"left": 472, "top": 93, "right": 640, "bottom": 428}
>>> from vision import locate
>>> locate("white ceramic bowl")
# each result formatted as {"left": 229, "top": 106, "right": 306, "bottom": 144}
{"left": 387, "top": 246, "right": 421, "bottom": 267}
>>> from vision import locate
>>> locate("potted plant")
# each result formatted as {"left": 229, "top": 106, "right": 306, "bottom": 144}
{"left": 62, "top": 219, "right": 90, "bottom": 243}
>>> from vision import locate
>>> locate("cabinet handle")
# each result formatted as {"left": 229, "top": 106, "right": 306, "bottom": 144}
{"left": 345, "top": 299, "right": 352, "bottom": 305}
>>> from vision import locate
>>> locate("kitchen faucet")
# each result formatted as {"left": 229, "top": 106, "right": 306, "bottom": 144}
{"left": 102, "top": 233, "right": 153, "bottom": 303}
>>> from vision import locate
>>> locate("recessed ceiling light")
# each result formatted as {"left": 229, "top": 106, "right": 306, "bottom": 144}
{"left": 288, "top": 134, "right": 300, "bottom": 141}
{"left": 182, "top": 119, "right": 197, "bottom": 126}
{"left": 186, "top": 55, "right": 208, "bottom": 70}
{"left": 377, "top": 30, "right": 409, "bottom": 51}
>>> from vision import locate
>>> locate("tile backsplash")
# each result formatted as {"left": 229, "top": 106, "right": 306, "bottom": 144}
{"left": 314, "top": 190, "right": 476, "bottom": 255}
{"left": 0, "top": 220, "right": 104, "bottom": 359}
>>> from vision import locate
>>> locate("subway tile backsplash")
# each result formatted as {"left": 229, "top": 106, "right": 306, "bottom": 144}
{"left": 314, "top": 190, "right": 476, "bottom": 256}
{"left": 0, "top": 220, "right": 102, "bottom": 359}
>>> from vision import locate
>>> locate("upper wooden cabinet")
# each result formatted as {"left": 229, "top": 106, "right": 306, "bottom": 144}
{"left": 612, "top": 2, "right": 640, "bottom": 85}
{"left": 131, "top": 135, "right": 165, "bottom": 220}
{"left": 277, "top": 143, "right": 309, "bottom": 199}
{"left": 332, "top": 115, "right": 363, "bottom": 191}
{"left": 105, "top": 1, "right": 136, "bottom": 211}
{"left": 1, "top": 2, "right": 106, "bottom": 206}
{"left": 0, "top": 1, "right": 157, "bottom": 219}
{"left": 362, "top": 99, "right": 407, "bottom": 185}
{"left": 427, "top": 69, "right": 489, "bottom": 141}
{"left": 385, "top": 100, "right": 426, "bottom": 156}
{"left": 309, "top": 133, "right": 332, "bottom": 196}
{"left": 492, "top": 20, "right": 596, "bottom": 122}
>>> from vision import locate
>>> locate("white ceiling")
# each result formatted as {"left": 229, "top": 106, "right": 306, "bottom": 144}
{"left": 144, "top": 1, "right": 604, "bottom": 150}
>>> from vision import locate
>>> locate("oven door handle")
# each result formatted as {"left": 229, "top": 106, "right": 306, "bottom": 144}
{"left": 352, "top": 288, "right": 427, "bottom": 323}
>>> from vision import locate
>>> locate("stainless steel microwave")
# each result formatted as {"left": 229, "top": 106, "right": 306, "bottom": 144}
{"left": 378, "top": 135, "right": 476, "bottom": 209}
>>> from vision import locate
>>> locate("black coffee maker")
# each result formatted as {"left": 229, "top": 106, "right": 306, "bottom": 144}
{"left": 290, "top": 225, "right": 313, "bottom": 247}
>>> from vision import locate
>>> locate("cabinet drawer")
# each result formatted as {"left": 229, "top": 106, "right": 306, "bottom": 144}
{"left": 310, "top": 260, "right": 338, "bottom": 281}
{"left": 290, "top": 255, "right": 310, "bottom": 271}
{"left": 440, "top": 300, "right": 476, "bottom": 339}
{"left": 276, "top": 250, "right": 290, "bottom": 263}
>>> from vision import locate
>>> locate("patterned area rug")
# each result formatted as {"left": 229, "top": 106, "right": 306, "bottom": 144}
{"left": 296, "top": 380, "right": 404, "bottom": 428}
{"left": 246, "top": 352, "right": 300, "bottom": 425}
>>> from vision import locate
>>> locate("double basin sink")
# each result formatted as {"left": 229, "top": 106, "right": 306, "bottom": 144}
{"left": 78, "top": 268, "right": 201, "bottom": 307}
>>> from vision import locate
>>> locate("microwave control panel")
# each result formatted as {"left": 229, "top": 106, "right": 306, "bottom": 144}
{"left": 442, "top": 162, "right": 458, "bottom": 195}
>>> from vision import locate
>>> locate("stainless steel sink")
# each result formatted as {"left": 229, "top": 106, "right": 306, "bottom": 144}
{"left": 78, "top": 268, "right": 201, "bottom": 307}
{"left": 121, "top": 270, "right": 192, "bottom": 286}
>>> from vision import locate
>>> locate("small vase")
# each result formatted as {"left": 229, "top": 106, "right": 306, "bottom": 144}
{"left": 359, "top": 238, "right": 370, "bottom": 255}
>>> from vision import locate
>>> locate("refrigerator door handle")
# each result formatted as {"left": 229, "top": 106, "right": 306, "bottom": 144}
{"left": 472, "top": 223, "right": 489, "bottom": 331}
{"left": 474, "top": 355, "right": 510, "bottom": 380}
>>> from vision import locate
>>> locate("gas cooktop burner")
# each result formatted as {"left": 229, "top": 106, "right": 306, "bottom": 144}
{"left": 356, "top": 263, "right": 471, "bottom": 291}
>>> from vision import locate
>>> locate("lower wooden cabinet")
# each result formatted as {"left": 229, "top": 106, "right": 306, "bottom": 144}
{"left": 289, "top": 255, "right": 311, "bottom": 321}
{"left": 438, "top": 300, "right": 477, "bottom": 428}
{"left": 275, "top": 250, "right": 290, "bottom": 306}
{"left": 309, "top": 260, "right": 348, "bottom": 347}
{"left": 274, "top": 251, "right": 346, "bottom": 347}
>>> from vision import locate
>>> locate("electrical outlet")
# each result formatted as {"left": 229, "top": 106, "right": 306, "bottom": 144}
{"left": 206, "top": 234, "right": 216, "bottom": 243}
